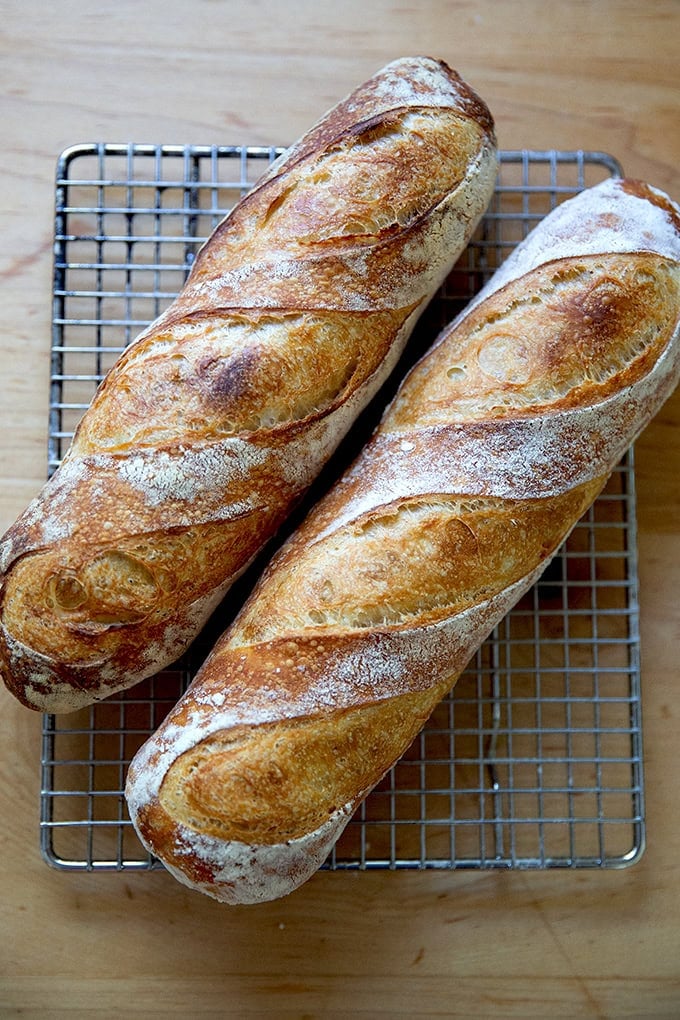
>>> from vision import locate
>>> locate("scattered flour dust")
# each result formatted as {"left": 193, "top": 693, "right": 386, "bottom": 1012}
{"left": 115, "top": 439, "right": 269, "bottom": 506}
{"left": 457, "top": 177, "right": 680, "bottom": 324}
{"left": 159, "top": 804, "right": 354, "bottom": 905}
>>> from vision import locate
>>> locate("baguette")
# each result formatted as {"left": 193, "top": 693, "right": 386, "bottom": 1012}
{"left": 0, "top": 57, "right": 497, "bottom": 713}
{"left": 126, "top": 176, "right": 680, "bottom": 904}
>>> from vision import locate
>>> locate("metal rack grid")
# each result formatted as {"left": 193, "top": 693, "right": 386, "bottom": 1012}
{"left": 40, "top": 145, "right": 645, "bottom": 873}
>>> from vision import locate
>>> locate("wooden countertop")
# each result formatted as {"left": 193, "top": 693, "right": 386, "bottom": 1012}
{"left": 1, "top": 2, "right": 679, "bottom": 1016}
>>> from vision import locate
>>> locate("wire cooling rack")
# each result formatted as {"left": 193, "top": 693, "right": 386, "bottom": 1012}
{"left": 40, "top": 146, "right": 645, "bottom": 873}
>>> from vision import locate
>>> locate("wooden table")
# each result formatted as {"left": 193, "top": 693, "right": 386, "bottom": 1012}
{"left": 1, "top": 2, "right": 679, "bottom": 1016}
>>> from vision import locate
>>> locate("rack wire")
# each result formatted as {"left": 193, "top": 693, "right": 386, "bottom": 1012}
{"left": 40, "top": 145, "right": 644, "bottom": 873}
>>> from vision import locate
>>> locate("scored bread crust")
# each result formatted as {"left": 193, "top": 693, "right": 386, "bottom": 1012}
{"left": 125, "top": 176, "right": 680, "bottom": 904}
{"left": 0, "top": 57, "right": 497, "bottom": 713}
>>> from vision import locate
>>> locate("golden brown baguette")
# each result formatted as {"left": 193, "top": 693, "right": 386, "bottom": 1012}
{"left": 0, "top": 57, "right": 497, "bottom": 712}
{"left": 126, "top": 176, "right": 680, "bottom": 904}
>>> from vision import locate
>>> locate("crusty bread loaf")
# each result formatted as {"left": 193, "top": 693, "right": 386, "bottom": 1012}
{"left": 126, "top": 176, "right": 680, "bottom": 904}
{"left": 0, "top": 57, "right": 497, "bottom": 713}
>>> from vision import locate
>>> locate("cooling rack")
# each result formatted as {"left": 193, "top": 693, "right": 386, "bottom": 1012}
{"left": 40, "top": 146, "right": 644, "bottom": 873}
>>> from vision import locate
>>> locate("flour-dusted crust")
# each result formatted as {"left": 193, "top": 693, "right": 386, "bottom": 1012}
{"left": 126, "top": 176, "right": 680, "bottom": 904}
{"left": 0, "top": 57, "right": 497, "bottom": 712}
{"left": 473, "top": 177, "right": 680, "bottom": 304}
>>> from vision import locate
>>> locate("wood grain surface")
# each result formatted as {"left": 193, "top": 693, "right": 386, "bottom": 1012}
{"left": 1, "top": 2, "right": 679, "bottom": 1017}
